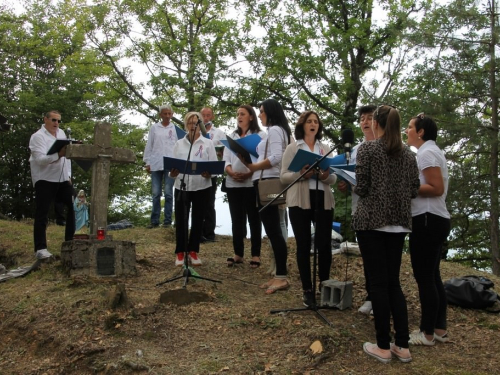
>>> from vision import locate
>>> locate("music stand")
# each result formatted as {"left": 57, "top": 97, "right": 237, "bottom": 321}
{"left": 157, "top": 125, "right": 221, "bottom": 288}
{"left": 260, "top": 148, "right": 338, "bottom": 325}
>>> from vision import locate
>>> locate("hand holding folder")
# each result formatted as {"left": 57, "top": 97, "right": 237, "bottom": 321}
{"left": 220, "top": 133, "right": 261, "bottom": 164}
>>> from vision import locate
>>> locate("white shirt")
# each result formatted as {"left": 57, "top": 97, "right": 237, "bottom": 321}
{"left": 205, "top": 123, "right": 226, "bottom": 147}
{"left": 170, "top": 134, "right": 217, "bottom": 191}
{"left": 350, "top": 143, "right": 361, "bottom": 212}
{"left": 143, "top": 122, "right": 178, "bottom": 171}
{"left": 29, "top": 125, "right": 71, "bottom": 186}
{"left": 223, "top": 130, "right": 265, "bottom": 188}
{"left": 252, "top": 125, "right": 289, "bottom": 181}
{"left": 411, "top": 140, "right": 450, "bottom": 219}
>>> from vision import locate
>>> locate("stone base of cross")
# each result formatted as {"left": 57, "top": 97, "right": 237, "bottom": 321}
{"left": 66, "top": 122, "right": 136, "bottom": 235}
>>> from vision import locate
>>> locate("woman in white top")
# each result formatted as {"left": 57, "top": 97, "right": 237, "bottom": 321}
{"left": 281, "top": 111, "right": 337, "bottom": 307}
{"left": 241, "top": 99, "right": 292, "bottom": 294}
{"left": 169, "top": 112, "right": 217, "bottom": 267}
{"left": 405, "top": 114, "right": 451, "bottom": 346}
{"left": 223, "top": 105, "right": 266, "bottom": 267}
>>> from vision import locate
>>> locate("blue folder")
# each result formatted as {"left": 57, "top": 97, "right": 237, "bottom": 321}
{"left": 163, "top": 156, "right": 225, "bottom": 175}
{"left": 331, "top": 167, "right": 356, "bottom": 185}
{"left": 287, "top": 149, "right": 332, "bottom": 172}
{"left": 220, "top": 133, "right": 261, "bottom": 164}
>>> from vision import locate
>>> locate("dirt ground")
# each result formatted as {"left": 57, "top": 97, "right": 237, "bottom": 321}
{"left": 1, "top": 219, "right": 500, "bottom": 375}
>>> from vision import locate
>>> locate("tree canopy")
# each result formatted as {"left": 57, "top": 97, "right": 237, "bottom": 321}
{"left": 0, "top": 0, "right": 498, "bottom": 274}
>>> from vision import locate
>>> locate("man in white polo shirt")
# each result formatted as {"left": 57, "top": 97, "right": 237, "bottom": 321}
{"left": 143, "top": 104, "right": 178, "bottom": 228}
{"left": 29, "top": 110, "right": 75, "bottom": 260}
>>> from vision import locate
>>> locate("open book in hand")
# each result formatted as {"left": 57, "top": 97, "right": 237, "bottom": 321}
{"left": 47, "top": 139, "right": 82, "bottom": 155}
{"left": 330, "top": 167, "right": 356, "bottom": 186}
{"left": 287, "top": 149, "right": 332, "bottom": 172}
{"left": 163, "top": 156, "right": 225, "bottom": 175}
{"left": 220, "top": 133, "right": 261, "bottom": 164}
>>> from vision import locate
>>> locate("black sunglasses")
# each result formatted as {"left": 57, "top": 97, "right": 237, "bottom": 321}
{"left": 51, "top": 118, "right": 62, "bottom": 123}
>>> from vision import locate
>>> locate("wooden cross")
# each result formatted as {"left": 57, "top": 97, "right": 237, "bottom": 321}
{"left": 66, "top": 122, "right": 136, "bottom": 235}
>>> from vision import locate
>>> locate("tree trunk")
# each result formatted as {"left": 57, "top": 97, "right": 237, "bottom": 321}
{"left": 488, "top": 0, "right": 500, "bottom": 275}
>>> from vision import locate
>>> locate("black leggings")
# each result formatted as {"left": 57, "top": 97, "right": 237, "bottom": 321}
{"left": 409, "top": 212, "right": 451, "bottom": 335}
{"left": 288, "top": 190, "right": 333, "bottom": 291}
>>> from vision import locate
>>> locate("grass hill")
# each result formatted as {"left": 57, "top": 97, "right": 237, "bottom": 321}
{"left": 0, "top": 218, "right": 499, "bottom": 374}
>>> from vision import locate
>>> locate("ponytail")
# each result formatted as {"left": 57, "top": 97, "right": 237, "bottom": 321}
{"left": 374, "top": 105, "right": 403, "bottom": 156}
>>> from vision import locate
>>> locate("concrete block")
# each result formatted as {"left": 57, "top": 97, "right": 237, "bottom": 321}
{"left": 61, "top": 239, "right": 136, "bottom": 277}
{"left": 320, "top": 280, "right": 353, "bottom": 310}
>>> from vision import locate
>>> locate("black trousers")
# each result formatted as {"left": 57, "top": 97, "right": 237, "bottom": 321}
{"left": 226, "top": 186, "right": 262, "bottom": 258}
{"left": 202, "top": 177, "right": 217, "bottom": 239}
{"left": 409, "top": 212, "right": 451, "bottom": 335}
{"left": 34, "top": 180, "right": 75, "bottom": 251}
{"left": 288, "top": 190, "right": 333, "bottom": 291}
{"left": 255, "top": 185, "right": 288, "bottom": 276}
{"left": 356, "top": 230, "right": 410, "bottom": 349}
{"left": 175, "top": 187, "right": 210, "bottom": 253}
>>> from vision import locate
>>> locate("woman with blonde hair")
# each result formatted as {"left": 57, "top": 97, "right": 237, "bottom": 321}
{"left": 169, "top": 112, "right": 217, "bottom": 267}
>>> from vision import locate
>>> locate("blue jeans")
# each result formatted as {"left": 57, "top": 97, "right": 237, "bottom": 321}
{"left": 151, "top": 170, "right": 174, "bottom": 225}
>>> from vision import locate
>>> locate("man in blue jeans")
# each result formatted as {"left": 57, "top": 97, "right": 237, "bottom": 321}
{"left": 143, "top": 105, "right": 177, "bottom": 228}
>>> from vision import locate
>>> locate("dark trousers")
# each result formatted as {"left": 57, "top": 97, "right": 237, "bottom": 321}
{"left": 410, "top": 213, "right": 451, "bottom": 335}
{"left": 175, "top": 187, "right": 210, "bottom": 253}
{"left": 356, "top": 230, "right": 409, "bottom": 349}
{"left": 289, "top": 190, "right": 333, "bottom": 291}
{"left": 226, "top": 186, "right": 262, "bottom": 258}
{"left": 202, "top": 177, "right": 217, "bottom": 239}
{"left": 34, "top": 180, "right": 75, "bottom": 251}
{"left": 256, "top": 190, "right": 288, "bottom": 276}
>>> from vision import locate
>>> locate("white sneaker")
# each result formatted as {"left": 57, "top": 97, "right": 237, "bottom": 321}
{"left": 358, "top": 300, "right": 372, "bottom": 315}
{"left": 434, "top": 332, "right": 450, "bottom": 343}
{"left": 175, "top": 253, "right": 185, "bottom": 267}
{"left": 35, "top": 249, "right": 53, "bottom": 260}
{"left": 188, "top": 251, "right": 202, "bottom": 266}
{"left": 409, "top": 330, "right": 435, "bottom": 346}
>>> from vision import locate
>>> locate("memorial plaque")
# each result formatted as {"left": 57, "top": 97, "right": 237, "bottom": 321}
{"left": 96, "top": 247, "right": 115, "bottom": 276}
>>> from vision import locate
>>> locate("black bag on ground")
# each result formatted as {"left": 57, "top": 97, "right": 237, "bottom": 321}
{"left": 444, "top": 275, "right": 499, "bottom": 309}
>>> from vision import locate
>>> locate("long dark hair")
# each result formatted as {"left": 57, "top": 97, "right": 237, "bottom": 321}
{"left": 259, "top": 98, "right": 292, "bottom": 144}
{"left": 374, "top": 105, "right": 403, "bottom": 156}
{"left": 236, "top": 105, "right": 261, "bottom": 136}
{"left": 294, "top": 110, "right": 324, "bottom": 141}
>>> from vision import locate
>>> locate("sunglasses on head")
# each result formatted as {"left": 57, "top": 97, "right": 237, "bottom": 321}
{"left": 374, "top": 104, "right": 396, "bottom": 117}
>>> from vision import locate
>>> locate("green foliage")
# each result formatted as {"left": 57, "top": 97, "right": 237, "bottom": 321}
{"left": 0, "top": 2, "right": 148, "bottom": 222}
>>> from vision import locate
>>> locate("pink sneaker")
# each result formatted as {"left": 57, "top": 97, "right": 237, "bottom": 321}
{"left": 175, "top": 253, "right": 184, "bottom": 267}
{"left": 189, "top": 251, "right": 202, "bottom": 266}
{"left": 363, "top": 342, "right": 391, "bottom": 364}
{"left": 390, "top": 343, "right": 412, "bottom": 363}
